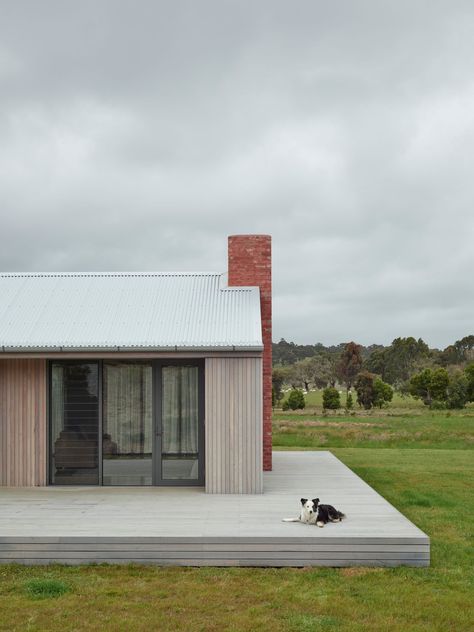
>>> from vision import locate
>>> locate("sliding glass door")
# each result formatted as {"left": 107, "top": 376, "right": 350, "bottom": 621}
{"left": 103, "top": 361, "right": 153, "bottom": 485}
{"left": 49, "top": 360, "right": 204, "bottom": 486}
{"left": 50, "top": 362, "right": 100, "bottom": 485}
{"left": 156, "top": 364, "right": 204, "bottom": 484}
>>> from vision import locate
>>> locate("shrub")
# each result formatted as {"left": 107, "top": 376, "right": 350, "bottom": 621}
{"left": 345, "top": 391, "right": 353, "bottom": 410}
{"left": 430, "top": 368, "right": 450, "bottom": 401}
{"left": 447, "top": 373, "right": 469, "bottom": 409}
{"left": 323, "top": 387, "right": 341, "bottom": 411}
{"left": 281, "top": 399, "right": 290, "bottom": 411}
{"left": 465, "top": 363, "right": 474, "bottom": 402}
{"left": 373, "top": 378, "right": 393, "bottom": 408}
{"left": 287, "top": 389, "right": 306, "bottom": 410}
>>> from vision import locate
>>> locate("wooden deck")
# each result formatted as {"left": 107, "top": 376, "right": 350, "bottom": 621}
{"left": 0, "top": 452, "right": 429, "bottom": 566}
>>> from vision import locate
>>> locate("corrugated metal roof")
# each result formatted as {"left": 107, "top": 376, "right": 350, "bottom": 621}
{"left": 0, "top": 273, "right": 263, "bottom": 352}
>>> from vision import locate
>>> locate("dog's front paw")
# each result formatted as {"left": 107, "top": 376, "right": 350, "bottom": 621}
{"left": 316, "top": 521, "right": 325, "bottom": 528}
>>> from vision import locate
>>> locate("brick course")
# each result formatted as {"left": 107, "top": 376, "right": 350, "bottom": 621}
{"left": 228, "top": 235, "right": 272, "bottom": 471}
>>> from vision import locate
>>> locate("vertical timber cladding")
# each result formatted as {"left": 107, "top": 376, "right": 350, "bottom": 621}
{"left": 205, "top": 357, "right": 263, "bottom": 493}
{"left": 0, "top": 359, "right": 47, "bottom": 486}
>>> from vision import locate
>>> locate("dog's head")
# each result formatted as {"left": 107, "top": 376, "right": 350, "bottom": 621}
{"left": 300, "top": 498, "right": 317, "bottom": 516}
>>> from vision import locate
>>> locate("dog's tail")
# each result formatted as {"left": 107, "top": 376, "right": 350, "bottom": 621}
{"left": 282, "top": 518, "right": 300, "bottom": 522}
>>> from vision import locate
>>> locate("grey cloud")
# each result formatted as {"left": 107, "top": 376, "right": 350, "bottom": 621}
{"left": 1, "top": 1, "right": 473, "bottom": 348}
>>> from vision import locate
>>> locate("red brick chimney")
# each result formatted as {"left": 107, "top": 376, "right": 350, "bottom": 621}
{"left": 228, "top": 234, "right": 272, "bottom": 471}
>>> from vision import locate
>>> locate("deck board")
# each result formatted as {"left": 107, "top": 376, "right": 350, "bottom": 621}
{"left": 0, "top": 451, "right": 429, "bottom": 566}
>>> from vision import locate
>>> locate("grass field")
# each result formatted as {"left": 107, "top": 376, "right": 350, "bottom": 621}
{"left": 274, "top": 392, "right": 474, "bottom": 450}
{"left": 1, "top": 394, "right": 473, "bottom": 631}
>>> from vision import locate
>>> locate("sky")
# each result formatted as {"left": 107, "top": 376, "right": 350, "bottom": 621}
{"left": 1, "top": 1, "right": 473, "bottom": 349}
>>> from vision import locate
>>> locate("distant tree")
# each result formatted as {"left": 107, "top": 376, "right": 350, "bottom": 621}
{"left": 409, "top": 369, "right": 433, "bottom": 406}
{"left": 272, "top": 339, "right": 299, "bottom": 365}
{"left": 272, "top": 366, "right": 288, "bottom": 405}
{"left": 354, "top": 371, "right": 377, "bottom": 410}
{"left": 438, "top": 345, "right": 459, "bottom": 367}
{"left": 409, "top": 368, "right": 449, "bottom": 407}
{"left": 366, "top": 337, "right": 430, "bottom": 387}
{"left": 452, "top": 335, "right": 474, "bottom": 363}
{"left": 446, "top": 372, "right": 469, "bottom": 409}
{"left": 440, "top": 337, "right": 474, "bottom": 367}
{"left": 309, "top": 353, "right": 338, "bottom": 389}
{"left": 272, "top": 339, "right": 378, "bottom": 368}
{"left": 430, "top": 368, "right": 450, "bottom": 401}
{"left": 365, "top": 348, "right": 386, "bottom": 377}
{"left": 272, "top": 339, "right": 332, "bottom": 366}
{"left": 373, "top": 378, "right": 394, "bottom": 408}
{"left": 336, "top": 342, "right": 363, "bottom": 393}
{"left": 322, "top": 387, "right": 340, "bottom": 411}
{"left": 354, "top": 371, "right": 392, "bottom": 409}
{"left": 287, "top": 389, "right": 306, "bottom": 410}
{"left": 292, "top": 358, "right": 314, "bottom": 392}
{"left": 465, "top": 363, "right": 474, "bottom": 402}
{"left": 345, "top": 391, "right": 353, "bottom": 410}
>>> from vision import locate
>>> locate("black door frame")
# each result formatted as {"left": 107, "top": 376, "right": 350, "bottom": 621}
{"left": 153, "top": 359, "right": 205, "bottom": 487}
{"left": 48, "top": 358, "right": 205, "bottom": 487}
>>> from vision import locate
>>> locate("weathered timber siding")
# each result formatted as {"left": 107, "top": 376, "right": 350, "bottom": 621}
{"left": 205, "top": 357, "right": 263, "bottom": 494}
{"left": 0, "top": 359, "right": 47, "bottom": 486}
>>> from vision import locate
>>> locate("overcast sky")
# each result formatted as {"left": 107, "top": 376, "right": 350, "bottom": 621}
{"left": 1, "top": 1, "right": 473, "bottom": 348}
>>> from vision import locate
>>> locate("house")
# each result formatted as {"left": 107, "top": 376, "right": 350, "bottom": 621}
{"left": 0, "top": 234, "right": 431, "bottom": 567}
{"left": 0, "top": 234, "right": 272, "bottom": 494}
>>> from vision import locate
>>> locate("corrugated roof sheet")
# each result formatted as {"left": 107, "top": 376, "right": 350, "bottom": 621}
{"left": 0, "top": 273, "right": 263, "bottom": 352}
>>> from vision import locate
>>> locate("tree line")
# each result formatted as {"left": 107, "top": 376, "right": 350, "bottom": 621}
{"left": 272, "top": 335, "right": 474, "bottom": 410}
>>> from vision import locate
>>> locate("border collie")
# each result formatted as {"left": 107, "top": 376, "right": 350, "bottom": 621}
{"left": 283, "top": 498, "right": 345, "bottom": 527}
{"left": 282, "top": 498, "right": 319, "bottom": 524}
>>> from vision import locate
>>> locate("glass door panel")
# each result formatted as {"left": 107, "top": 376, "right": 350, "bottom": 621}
{"left": 161, "top": 365, "right": 200, "bottom": 481}
{"left": 50, "top": 362, "right": 99, "bottom": 485}
{"left": 103, "top": 361, "right": 153, "bottom": 485}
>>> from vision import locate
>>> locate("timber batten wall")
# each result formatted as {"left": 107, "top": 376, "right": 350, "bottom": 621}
{"left": 0, "top": 359, "right": 47, "bottom": 486}
{"left": 205, "top": 357, "right": 263, "bottom": 493}
{"left": 1, "top": 355, "right": 264, "bottom": 491}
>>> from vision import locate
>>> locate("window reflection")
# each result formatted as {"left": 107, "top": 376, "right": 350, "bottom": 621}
{"left": 51, "top": 363, "right": 99, "bottom": 484}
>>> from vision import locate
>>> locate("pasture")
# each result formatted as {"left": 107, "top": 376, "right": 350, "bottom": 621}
{"left": 0, "top": 394, "right": 473, "bottom": 631}
{"left": 274, "top": 392, "right": 474, "bottom": 450}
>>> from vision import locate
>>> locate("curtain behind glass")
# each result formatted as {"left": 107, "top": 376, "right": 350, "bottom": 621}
{"left": 162, "top": 366, "right": 199, "bottom": 455}
{"left": 103, "top": 362, "right": 153, "bottom": 485}
{"left": 103, "top": 362, "right": 152, "bottom": 455}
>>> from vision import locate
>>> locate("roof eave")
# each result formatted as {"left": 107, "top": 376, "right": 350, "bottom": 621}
{"left": 0, "top": 344, "right": 264, "bottom": 353}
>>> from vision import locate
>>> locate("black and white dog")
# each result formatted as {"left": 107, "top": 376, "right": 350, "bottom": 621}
{"left": 283, "top": 498, "right": 345, "bottom": 528}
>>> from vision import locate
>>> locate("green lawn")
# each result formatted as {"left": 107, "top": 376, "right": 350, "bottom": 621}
{"left": 1, "top": 400, "right": 473, "bottom": 631}
{"left": 274, "top": 392, "right": 474, "bottom": 450}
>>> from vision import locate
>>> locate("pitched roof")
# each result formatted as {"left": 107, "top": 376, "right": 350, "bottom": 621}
{"left": 0, "top": 272, "right": 263, "bottom": 352}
